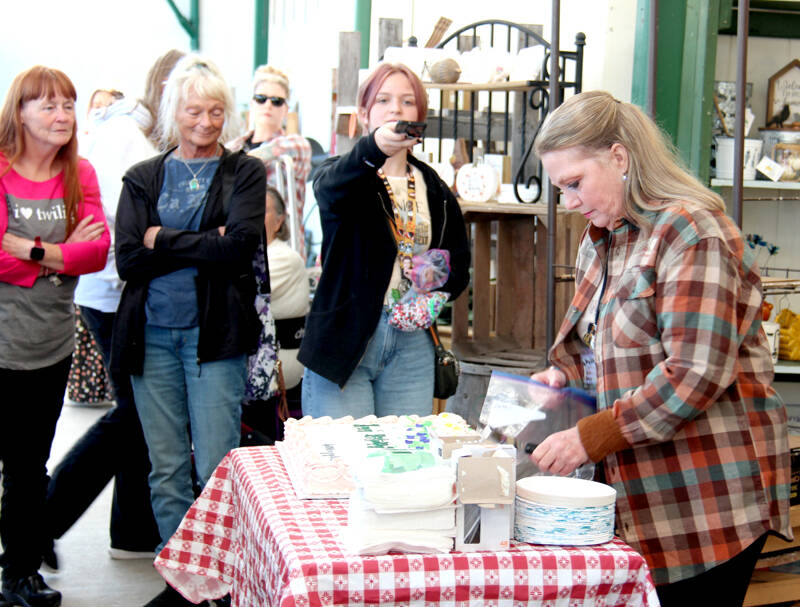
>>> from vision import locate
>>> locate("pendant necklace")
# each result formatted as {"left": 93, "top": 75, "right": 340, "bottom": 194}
{"left": 177, "top": 147, "right": 216, "bottom": 191}
{"left": 378, "top": 165, "right": 416, "bottom": 274}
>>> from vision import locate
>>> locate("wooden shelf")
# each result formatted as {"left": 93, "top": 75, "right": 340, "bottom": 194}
{"left": 763, "top": 277, "right": 800, "bottom": 293}
{"left": 711, "top": 178, "right": 800, "bottom": 190}
{"left": 458, "top": 199, "right": 569, "bottom": 216}
{"left": 745, "top": 571, "right": 800, "bottom": 606}
{"left": 744, "top": 504, "right": 800, "bottom": 606}
{"left": 423, "top": 80, "right": 542, "bottom": 93}
{"left": 776, "top": 361, "right": 800, "bottom": 375}
{"left": 457, "top": 200, "right": 575, "bottom": 231}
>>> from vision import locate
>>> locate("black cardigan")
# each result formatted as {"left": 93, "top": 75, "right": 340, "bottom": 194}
{"left": 297, "top": 132, "right": 470, "bottom": 387}
{"left": 111, "top": 146, "right": 267, "bottom": 376}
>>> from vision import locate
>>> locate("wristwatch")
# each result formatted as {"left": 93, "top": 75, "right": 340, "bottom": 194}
{"left": 30, "top": 236, "right": 45, "bottom": 261}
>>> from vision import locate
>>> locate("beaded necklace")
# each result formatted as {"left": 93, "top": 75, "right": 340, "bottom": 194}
{"left": 377, "top": 165, "right": 416, "bottom": 273}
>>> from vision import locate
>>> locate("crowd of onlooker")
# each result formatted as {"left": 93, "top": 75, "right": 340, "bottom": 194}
{"left": 1, "top": 34, "right": 791, "bottom": 607}
{"left": 0, "top": 48, "right": 470, "bottom": 607}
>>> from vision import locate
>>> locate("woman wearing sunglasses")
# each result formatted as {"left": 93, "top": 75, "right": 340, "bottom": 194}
{"left": 228, "top": 66, "right": 311, "bottom": 257}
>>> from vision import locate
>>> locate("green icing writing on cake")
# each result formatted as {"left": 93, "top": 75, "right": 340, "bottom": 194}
{"left": 379, "top": 450, "right": 437, "bottom": 473}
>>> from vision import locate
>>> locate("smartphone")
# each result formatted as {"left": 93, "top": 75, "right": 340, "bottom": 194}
{"left": 394, "top": 120, "right": 427, "bottom": 139}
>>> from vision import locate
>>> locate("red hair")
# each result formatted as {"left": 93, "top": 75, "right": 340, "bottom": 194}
{"left": 357, "top": 63, "right": 428, "bottom": 124}
{"left": 0, "top": 66, "right": 81, "bottom": 234}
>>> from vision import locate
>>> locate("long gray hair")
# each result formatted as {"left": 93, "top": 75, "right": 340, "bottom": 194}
{"left": 535, "top": 91, "right": 724, "bottom": 229}
{"left": 157, "top": 54, "right": 241, "bottom": 149}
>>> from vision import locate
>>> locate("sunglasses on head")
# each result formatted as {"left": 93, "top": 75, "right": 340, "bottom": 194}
{"left": 252, "top": 94, "right": 286, "bottom": 107}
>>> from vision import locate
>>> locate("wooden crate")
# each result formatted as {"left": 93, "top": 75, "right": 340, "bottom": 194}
{"left": 450, "top": 201, "right": 584, "bottom": 361}
{"left": 445, "top": 361, "right": 543, "bottom": 429}
{"left": 744, "top": 435, "right": 800, "bottom": 606}
{"left": 441, "top": 203, "right": 583, "bottom": 424}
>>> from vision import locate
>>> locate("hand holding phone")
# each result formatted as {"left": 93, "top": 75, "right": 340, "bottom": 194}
{"left": 394, "top": 121, "right": 427, "bottom": 139}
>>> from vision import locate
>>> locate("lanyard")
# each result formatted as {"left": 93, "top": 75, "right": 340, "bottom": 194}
{"left": 378, "top": 165, "right": 416, "bottom": 273}
{"left": 583, "top": 232, "right": 613, "bottom": 349}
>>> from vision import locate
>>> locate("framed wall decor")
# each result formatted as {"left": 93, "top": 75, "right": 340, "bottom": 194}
{"left": 773, "top": 142, "right": 800, "bottom": 181}
{"left": 766, "top": 59, "right": 800, "bottom": 129}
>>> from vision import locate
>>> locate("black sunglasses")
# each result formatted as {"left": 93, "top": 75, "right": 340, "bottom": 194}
{"left": 252, "top": 94, "right": 286, "bottom": 107}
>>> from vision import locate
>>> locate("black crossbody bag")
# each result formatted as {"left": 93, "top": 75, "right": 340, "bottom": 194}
{"left": 428, "top": 322, "right": 460, "bottom": 399}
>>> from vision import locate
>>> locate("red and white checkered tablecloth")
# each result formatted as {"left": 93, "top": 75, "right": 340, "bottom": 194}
{"left": 155, "top": 447, "right": 659, "bottom": 607}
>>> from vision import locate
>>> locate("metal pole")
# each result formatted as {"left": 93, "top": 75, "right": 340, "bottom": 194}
{"left": 546, "top": 0, "right": 561, "bottom": 354}
{"left": 647, "top": 0, "right": 658, "bottom": 117}
{"left": 733, "top": 0, "right": 749, "bottom": 228}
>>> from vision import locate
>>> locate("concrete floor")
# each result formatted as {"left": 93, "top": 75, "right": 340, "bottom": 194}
{"left": 40, "top": 402, "right": 166, "bottom": 606}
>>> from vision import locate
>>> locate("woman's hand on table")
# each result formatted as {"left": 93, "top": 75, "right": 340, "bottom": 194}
{"left": 530, "top": 427, "right": 590, "bottom": 476}
{"left": 375, "top": 123, "right": 420, "bottom": 157}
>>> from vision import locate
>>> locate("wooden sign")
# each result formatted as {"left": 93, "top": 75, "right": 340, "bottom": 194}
{"left": 766, "top": 59, "right": 800, "bottom": 128}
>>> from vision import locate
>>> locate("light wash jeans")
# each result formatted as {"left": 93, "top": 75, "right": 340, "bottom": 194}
{"left": 131, "top": 325, "right": 245, "bottom": 551}
{"left": 302, "top": 311, "right": 434, "bottom": 418}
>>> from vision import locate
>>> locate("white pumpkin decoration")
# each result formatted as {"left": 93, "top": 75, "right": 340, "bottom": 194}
{"left": 456, "top": 162, "right": 500, "bottom": 203}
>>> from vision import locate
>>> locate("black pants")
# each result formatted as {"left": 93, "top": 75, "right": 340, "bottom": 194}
{"left": 656, "top": 533, "right": 769, "bottom": 607}
{"left": 45, "top": 306, "right": 160, "bottom": 552}
{"left": 0, "top": 356, "right": 71, "bottom": 581}
{"left": 241, "top": 382, "right": 302, "bottom": 445}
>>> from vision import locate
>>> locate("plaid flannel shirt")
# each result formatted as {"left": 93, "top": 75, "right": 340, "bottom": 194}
{"left": 228, "top": 130, "right": 311, "bottom": 256}
{"left": 549, "top": 204, "right": 792, "bottom": 585}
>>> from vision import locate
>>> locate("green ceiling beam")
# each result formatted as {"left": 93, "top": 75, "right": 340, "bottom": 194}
{"left": 255, "top": 0, "right": 269, "bottom": 68}
{"left": 355, "top": 0, "right": 371, "bottom": 68}
{"left": 165, "top": 0, "right": 199, "bottom": 50}
{"left": 674, "top": 0, "right": 719, "bottom": 182}
{"left": 632, "top": 0, "right": 720, "bottom": 182}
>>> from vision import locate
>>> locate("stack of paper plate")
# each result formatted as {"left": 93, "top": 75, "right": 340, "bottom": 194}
{"left": 514, "top": 476, "right": 616, "bottom": 545}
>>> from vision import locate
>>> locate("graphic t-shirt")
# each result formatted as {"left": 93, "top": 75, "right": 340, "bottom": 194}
{"left": 145, "top": 154, "right": 219, "bottom": 328}
{"left": 383, "top": 166, "right": 431, "bottom": 307}
{"left": 0, "top": 170, "right": 77, "bottom": 369}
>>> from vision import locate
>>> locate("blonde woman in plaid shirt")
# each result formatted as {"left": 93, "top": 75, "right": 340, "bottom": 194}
{"left": 529, "top": 91, "right": 791, "bottom": 606}
{"left": 228, "top": 66, "right": 311, "bottom": 258}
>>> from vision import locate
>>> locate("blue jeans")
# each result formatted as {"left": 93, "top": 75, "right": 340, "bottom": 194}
{"left": 131, "top": 325, "right": 245, "bottom": 551}
{"left": 302, "top": 311, "right": 434, "bottom": 418}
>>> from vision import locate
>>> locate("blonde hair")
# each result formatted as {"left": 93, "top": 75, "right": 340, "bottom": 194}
{"left": 535, "top": 91, "right": 724, "bottom": 229}
{"left": 252, "top": 65, "right": 289, "bottom": 98}
{"left": 158, "top": 54, "right": 241, "bottom": 149}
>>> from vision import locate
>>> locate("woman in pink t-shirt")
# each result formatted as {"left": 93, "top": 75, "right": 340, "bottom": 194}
{"left": 0, "top": 65, "right": 109, "bottom": 607}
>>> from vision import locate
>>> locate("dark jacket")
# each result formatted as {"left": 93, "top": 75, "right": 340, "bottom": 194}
{"left": 298, "top": 132, "right": 470, "bottom": 386}
{"left": 111, "top": 146, "right": 266, "bottom": 376}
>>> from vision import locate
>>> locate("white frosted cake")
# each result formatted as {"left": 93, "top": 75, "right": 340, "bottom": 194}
{"left": 344, "top": 447, "right": 458, "bottom": 555}
{"left": 279, "top": 413, "right": 474, "bottom": 499}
